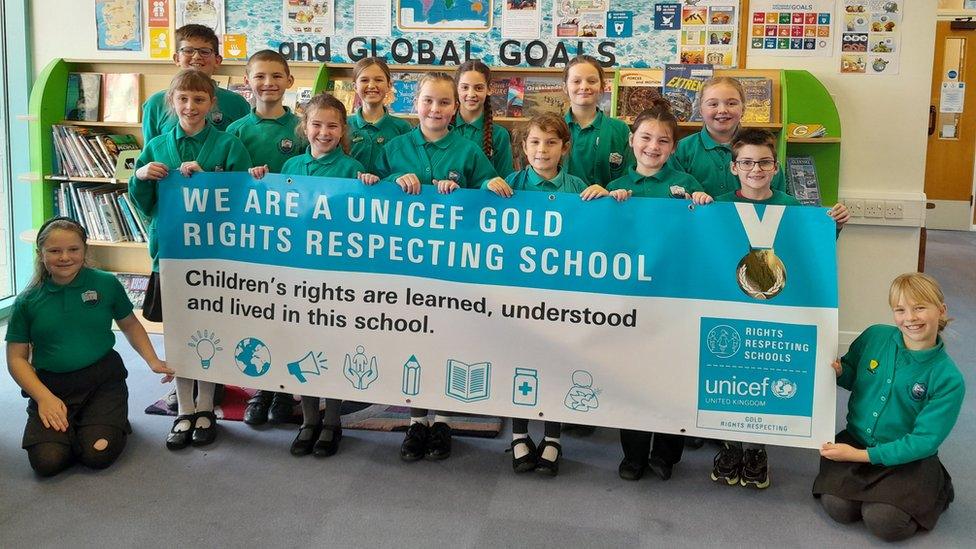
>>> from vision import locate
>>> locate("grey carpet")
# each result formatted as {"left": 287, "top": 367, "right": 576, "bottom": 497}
{"left": 1, "top": 230, "right": 975, "bottom": 548}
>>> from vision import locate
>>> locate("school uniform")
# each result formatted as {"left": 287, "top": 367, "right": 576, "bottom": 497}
{"left": 281, "top": 147, "right": 365, "bottom": 179}
{"left": 453, "top": 112, "right": 515, "bottom": 178}
{"left": 375, "top": 127, "right": 497, "bottom": 189}
{"left": 5, "top": 268, "right": 135, "bottom": 451}
{"left": 813, "top": 325, "right": 965, "bottom": 531}
{"left": 225, "top": 108, "right": 303, "bottom": 173}
{"left": 497, "top": 166, "right": 587, "bottom": 193}
{"left": 669, "top": 129, "right": 787, "bottom": 197}
{"left": 607, "top": 165, "right": 704, "bottom": 198}
{"left": 348, "top": 108, "right": 413, "bottom": 174}
{"left": 564, "top": 109, "right": 633, "bottom": 187}
{"left": 141, "top": 86, "right": 251, "bottom": 143}
{"left": 128, "top": 123, "right": 251, "bottom": 321}
{"left": 715, "top": 189, "right": 800, "bottom": 206}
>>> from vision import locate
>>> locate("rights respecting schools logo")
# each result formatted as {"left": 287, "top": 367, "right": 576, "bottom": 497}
{"left": 706, "top": 324, "right": 742, "bottom": 359}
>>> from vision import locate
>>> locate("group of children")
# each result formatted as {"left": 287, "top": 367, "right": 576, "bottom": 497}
{"left": 4, "top": 24, "right": 963, "bottom": 543}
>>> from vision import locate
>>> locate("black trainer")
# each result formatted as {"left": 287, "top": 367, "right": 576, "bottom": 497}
{"left": 244, "top": 391, "right": 273, "bottom": 426}
{"left": 400, "top": 422, "right": 429, "bottom": 461}
{"left": 426, "top": 422, "right": 452, "bottom": 460}
{"left": 268, "top": 392, "right": 295, "bottom": 424}
{"left": 740, "top": 448, "right": 770, "bottom": 489}
{"left": 710, "top": 444, "right": 743, "bottom": 485}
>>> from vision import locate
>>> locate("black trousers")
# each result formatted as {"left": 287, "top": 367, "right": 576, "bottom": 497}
{"left": 619, "top": 429, "right": 684, "bottom": 465}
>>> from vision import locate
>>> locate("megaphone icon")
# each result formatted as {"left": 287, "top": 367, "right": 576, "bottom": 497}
{"left": 287, "top": 351, "right": 327, "bottom": 383}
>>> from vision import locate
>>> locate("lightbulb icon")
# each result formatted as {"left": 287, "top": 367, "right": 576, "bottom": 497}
{"left": 188, "top": 330, "right": 223, "bottom": 369}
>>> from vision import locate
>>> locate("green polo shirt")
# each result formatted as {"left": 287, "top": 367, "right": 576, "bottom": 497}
{"left": 375, "top": 127, "right": 497, "bottom": 189}
{"left": 142, "top": 85, "right": 251, "bottom": 143}
{"left": 128, "top": 123, "right": 252, "bottom": 271}
{"left": 838, "top": 324, "right": 965, "bottom": 466}
{"left": 225, "top": 108, "right": 302, "bottom": 173}
{"left": 715, "top": 189, "right": 799, "bottom": 206}
{"left": 564, "top": 109, "right": 633, "bottom": 187}
{"left": 495, "top": 166, "right": 587, "bottom": 194}
{"left": 5, "top": 268, "right": 133, "bottom": 373}
{"left": 453, "top": 113, "right": 514, "bottom": 178}
{"left": 281, "top": 147, "right": 365, "bottom": 178}
{"left": 349, "top": 108, "right": 413, "bottom": 174}
{"left": 669, "top": 129, "right": 787, "bottom": 197}
{"left": 607, "top": 165, "right": 704, "bottom": 199}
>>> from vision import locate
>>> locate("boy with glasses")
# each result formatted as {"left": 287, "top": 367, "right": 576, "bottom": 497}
{"left": 711, "top": 128, "right": 848, "bottom": 488}
{"left": 141, "top": 24, "right": 251, "bottom": 142}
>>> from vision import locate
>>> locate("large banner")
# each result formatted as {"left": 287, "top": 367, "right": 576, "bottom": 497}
{"left": 158, "top": 173, "right": 838, "bottom": 448}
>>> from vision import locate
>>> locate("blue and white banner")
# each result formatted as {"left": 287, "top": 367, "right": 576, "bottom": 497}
{"left": 158, "top": 172, "right": 838, "bottom": 448}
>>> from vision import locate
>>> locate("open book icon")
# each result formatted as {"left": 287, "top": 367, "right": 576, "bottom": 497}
{"left": 445, "top": 359, "right": 491, "bottom": 403}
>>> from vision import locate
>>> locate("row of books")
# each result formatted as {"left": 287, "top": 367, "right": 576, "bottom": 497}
{"left": 65, "top": 72, "right": 141, "bottom": 123}
{"left": 54, "top": 182, "right": 148, "bottom": 243}
{"left": 52, "top": 125, "right": 140, "bottom": 180}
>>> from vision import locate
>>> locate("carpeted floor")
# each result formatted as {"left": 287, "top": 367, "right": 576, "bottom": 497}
{"left": 1, "top": 230, "right": 974, "bottom": 548}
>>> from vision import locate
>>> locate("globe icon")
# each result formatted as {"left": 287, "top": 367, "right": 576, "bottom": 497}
{"left": 234, "top": 338, "right": 272, "bottom": 377}
{"left": 771, "top": 378, "right": 797, "bottom": 399}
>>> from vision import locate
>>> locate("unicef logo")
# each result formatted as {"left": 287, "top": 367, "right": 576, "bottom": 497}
{"left": 234, "top": 337, "right": 272, "bottom": 377}
{"left": 706, "top": 325, "right": 741, "bottom": 358}
{"left": 771, "top": 378, "right": 797, "bottom": 399}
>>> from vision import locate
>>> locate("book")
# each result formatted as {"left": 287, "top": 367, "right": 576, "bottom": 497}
{"left": 100, "top": 73, "right": 141, "bottom": 123}
{"left": 294, "top": 86, "right": 314, "bottom": 116}
{"left": 227, "top": 83, "right": 256, "bottom": 107}
{"left": 786, "top": 123, "right": 828, "bottom": 138}
{"left": 51, "top": 126, "right": 140, "bottom": 179}
{"left": 662, "top": 64, "right": 714, "bottom": 122}
{"left": 615, "top": 69, "right": 663, "bottom": 120}
{"left": 506, "top": 77, "right": 525, "bottom": 118}
{"left": 786, "top": 156, "right": 822, "bottom": 206}
{"left": 389, "top": 72, "right": 421, "bottom": 115}
{"left": 328, "top": 80, "right": 359, "bottom": 113}
{"left": 488, "top": 77, "right": 510, "bottom": 118}
{"left": 523, "top": 77, "right": 568, "bottom": 118}
{"left": 114, "top": 272, "right": 150, "bottom": 308}
{"left": 739, "top": 77, "right": 773, "bottom": 124}
{"left": 445, "top": 359, "right": 491, "bottom": 402}
{"left": 65, "top": 72, "right": 102, "bottom": 121}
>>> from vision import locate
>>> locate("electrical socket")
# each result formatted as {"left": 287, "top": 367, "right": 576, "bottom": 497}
{"left": 846, "top": 199, "right": 865, "bottom": 217}
{"left": 864, "top": 200, "right": 884, "bottom": 218}
{"left": 884, "top": 201, "right": 904, "bottom": 219}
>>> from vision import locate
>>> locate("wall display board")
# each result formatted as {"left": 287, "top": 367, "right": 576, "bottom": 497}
{"left": 838, "top": 0, "right": 901, "bottom": 75}
{"left": 157, "top": 173, "right": 840, "bottom": 448}
{"left": 747, "top": 0, "right": 836, "bottom": 58}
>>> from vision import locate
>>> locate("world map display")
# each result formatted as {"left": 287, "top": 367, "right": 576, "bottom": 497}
{"left": 397, "top": 0, "right": 491, "bottom": 31}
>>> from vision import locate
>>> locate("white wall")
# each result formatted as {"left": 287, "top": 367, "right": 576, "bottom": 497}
{"left": 30, "top": 1, "right": 938, "bottom": 342}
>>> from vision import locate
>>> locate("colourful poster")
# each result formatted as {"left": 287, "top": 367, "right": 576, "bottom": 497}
{"left": 223, "top": 33, "right": 248, "bottom": 59}
{"left": 749, "top": 0, "right": 834, "bottom": 58}
{"left": 396, "top": 0, "right": 492, "bottom": 32}
{"left": 148, "top": 0, "right": 170, "bottom": 26}
{"left": 553, "top": 0, "right": 609, "bottom": 38}
{"left": 149, "top": 27, "right": 172, "bottom": 58}
{"left": 282, "top": 0, "right": 335, "bottom": 35}
{"left": 839, "top": 0, "right": 901, "bottom": 75}
{"left": 96, "top": 0, "right": 144, "bottom": 51}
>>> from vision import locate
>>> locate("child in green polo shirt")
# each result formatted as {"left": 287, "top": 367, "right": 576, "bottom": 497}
{"left": 668, "top": 77, "right": 787, "bottom": 197}
{"left": 709, "top": 128, "right": 848, "bottom": 489}
{"left": 603, "top": 99, "right": 713, "bottom": 207}
{"left": 562, "top": 55, "right": 633, "bottom": 187}
{"left": 814, "top": 273, "right": 963, "bottom": 542}
{"left": 376, "top": 72, "right": 497, "bottom": 197}
{"left": 348, "top": 57, "right": 413, "bottom": 174}
{"left": 225, "top": 49, "right": 303, "bottom": 427}
{"left": 129, "top": 69, "right": 252, "bottom": 451}
{"left": 453, "top": 60, "right": 514, "bottom": 179}
{"left": 142, "top": 24, "right": 251, "bottom": 143}
{"left": 5, "top": 218, "right": 174, "bottom": 477}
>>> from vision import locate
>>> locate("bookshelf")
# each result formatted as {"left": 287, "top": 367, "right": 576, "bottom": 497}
{"left": 779, "top": 70, "right": 842, "bottom": 206}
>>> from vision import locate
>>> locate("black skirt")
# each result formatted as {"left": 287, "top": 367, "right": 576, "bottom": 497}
{"left": 22, "top": 350, "right": 131, "bottom": 448}
{"left": 142, "top": 271, "right": 163, "bottom": 322}
{"left": 812, "top": 430, "right": 954, "bottom": 530}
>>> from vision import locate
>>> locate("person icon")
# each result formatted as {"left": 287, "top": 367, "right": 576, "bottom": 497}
{"left": 344, "top": 345, "right": 378, "bottom": 390}
{"left": 564, "top": 370, "right": 600, "bottom": 412}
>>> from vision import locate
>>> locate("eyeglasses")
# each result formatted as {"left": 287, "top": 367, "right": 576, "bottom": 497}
{"left": 733, "top": 159, "right": 777, "bottom": 172}
{"left": 178, "top": 46, "right": 215, "bottom": 58}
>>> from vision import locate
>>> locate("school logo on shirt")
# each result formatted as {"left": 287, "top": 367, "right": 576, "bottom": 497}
{"left": 868, "top": 359, "right": 879, "bottom": 374}
{"left": 669, "top": 185, "right": 688, "bottom": 198}
{"left": 352, "top": 135, "right": 364, "bottom": 143}
{"left": 214, "top": 164, "right": 225, "bottom": 172}
{"left": 278, "top": 138, "right": 294, "bottom": 154}
{"left": 609, "top": 152, "right": 624, "bottom": 169}
{"left": 909, "top": 382, "right": 927, "bottom": 401}
{"left": 376, "top": 136, "right": 385, "bottom": 144}
{"left": 211, "top": 110, "right": 224, "bottom": 124}
{"left": 81, "top": 290, "right": 99, "bottom": 306}
{"left": 448, "top": 170, "right": 460, "bottom": 182}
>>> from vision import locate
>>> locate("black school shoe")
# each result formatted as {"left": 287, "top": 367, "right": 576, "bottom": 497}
{"left": 166, "top": 414, "right": 196, "bottom": 450}
{"left": 535, "top": 440, "right": 562, "bottom": 476}
{"left": 618, "top": 458, "right": 646, "bottom": 481}
{"left": 290, "top": 424, "right": 321, "bottom": 456}
{"left": 426, "top": 422, "right": 452, "bottom": 460}
{"left": 400, "top": 423, "right": 429, "bottom": 461}
{"left": 647, "top": 455, "right": 673, "bottom": 481}
{"left": 313, "top": 426, "right": 342, "bottom": 457}
{"left": 191, "top": 411, "right": 218, "bottom": 446}
{"left": 511, "top": 437, "right": 538, "bottom": 473}
{"left": 244, "top": 391, "right": 274, "bottom": 426}
{"left": 268, "top": 392, "right": 295, "bottom": 425}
